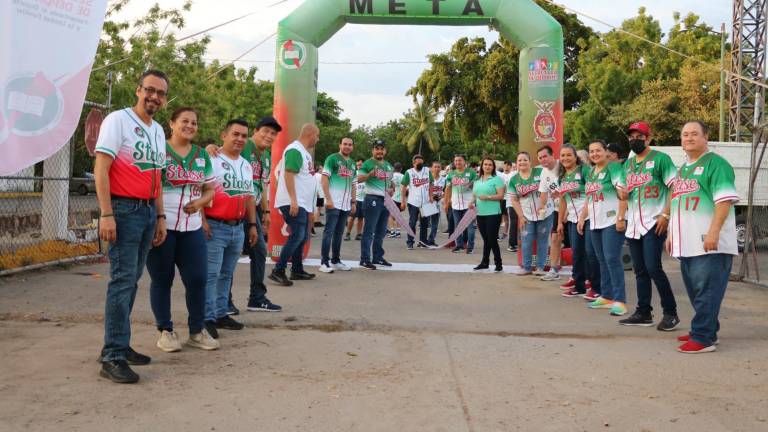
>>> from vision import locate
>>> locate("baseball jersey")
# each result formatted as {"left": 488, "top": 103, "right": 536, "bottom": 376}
{"left": 314, "top": 172, "right": 325, "bottom": 200}
{"left": 242, "top": 140, "right": 270, "bottom": 205}
{"left": 430, "top": 174, "right": 446, "bottom": 202}
{"left": 509, "top": 167, "right": 553, "bottom": 221}
{"left": 585, "top": 162, "right": 626, "bottom": 230}
{"left": 275, "top": 141, "right": 315, "bottom": 212}
{"left": 392, "top": 172, "right": 404, "bottom": 202}
{"left": 356, "top": 181, "right": 366, "bottom": 202}
{"left": 162, "top": 145, "right": 215, "bottom": 232}
{"left": 401, "top": 167, "right": 433, "bottom": 207}
{"left": 359, "top": 158, "right": 394, "bottom": 197}
{"left": 473, "top": 175, "right": 505, "bottom": 216}
{"left": 446, "top": 169, "right": 477, "bottom": 210}
{"left": 538, "top": 162, "right": 561, "bottom": 209}
{"left": 558, "top": 165, "right": 590, "bottom": 223}
{"left": 206, "top": 153, "right": 253, "bottom": 221}
{"left": 321, "top": 153, "right": 356, "bottom": 212}
{"left": 94, "top": 108, "right": 165, "bottom": 199}
{"left": 624, "top": 150, "right": 676, "bottom": 239}
{"left": 669, "top": 152, "right": 739, "bottom": 258}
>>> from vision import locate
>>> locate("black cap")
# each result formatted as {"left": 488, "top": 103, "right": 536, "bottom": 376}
{"left": 255, "top": 116, "right": 282, "bottom": 132}
{"left": 373, "top": 139, "right": 386, "bottom": 148}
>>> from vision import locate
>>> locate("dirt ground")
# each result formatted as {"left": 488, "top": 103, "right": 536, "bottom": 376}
{"left": 1, "top": 232, "right": 767, "bottom": 432}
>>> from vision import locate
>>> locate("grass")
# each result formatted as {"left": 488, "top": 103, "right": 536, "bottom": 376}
{"left": 0, "top": 240, "right": 99, "bottom": 271}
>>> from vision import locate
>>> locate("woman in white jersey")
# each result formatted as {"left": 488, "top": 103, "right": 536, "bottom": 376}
{"left": 578, "top": 140, "right": 628, "bottom": 317}
{"left": 146, "top": 107, "right": 219, "bottom": 352}
{"left": 510, "top": 152, "right": 553, "bottom": 275}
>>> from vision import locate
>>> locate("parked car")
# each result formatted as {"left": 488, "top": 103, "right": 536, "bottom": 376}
{"left": 69, "top": 172, "right": 96, "bottom": 196}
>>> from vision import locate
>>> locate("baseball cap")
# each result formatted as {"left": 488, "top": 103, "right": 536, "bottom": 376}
{"left": 256, "top": 116, "right": 282, "bottom": 132}
{"left": 373, "top": 139, "right": 386, "bottom": 148}
{"left": 628, "top": 121, "right": 650, "bottom": 136}
{"left": 606, "top": 142, "right": 622, "bottom": 154}
{"left": 412, "top": 154, "right": 424, "bottom": 161}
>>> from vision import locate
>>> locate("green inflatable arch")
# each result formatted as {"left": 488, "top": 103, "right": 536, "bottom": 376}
{"left": 268, "top": 0, "right": 564, "bottom": 257}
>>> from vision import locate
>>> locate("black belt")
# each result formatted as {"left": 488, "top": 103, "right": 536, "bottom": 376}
{"left": 111, "top": 195, "right": 155, "bottom": 206}
{"left": 207, "top": 217, "right": 242, "bottom": 226}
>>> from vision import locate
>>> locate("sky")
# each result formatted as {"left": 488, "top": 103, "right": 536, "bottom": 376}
{"left": 113, "top": 0, "right": 732, "bottom": 127}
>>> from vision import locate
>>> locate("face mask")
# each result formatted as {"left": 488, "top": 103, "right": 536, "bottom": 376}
{"left": 629, "top": 139, "right": 646, "bottom": 155}
{"left": 415, "top": 163, "right": 423, "bottom": 170}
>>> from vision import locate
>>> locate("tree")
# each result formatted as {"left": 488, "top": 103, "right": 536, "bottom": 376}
{"left": 400, "top": 97, "right": 441, "bottom": 154}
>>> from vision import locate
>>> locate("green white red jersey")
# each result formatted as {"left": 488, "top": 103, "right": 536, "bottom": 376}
{"left": 668, "top": 152, "right": 739, "bottom": 258}
{"left": 242, "top": 140, "right": 270, "bottom": 205}
{"left": 359, "top": 158, "right": 394, "bottom": 197}
{"left": 392, "top": 172, "right": 404, "bottom": 202}
{"left": 401, "top": 167, "right": 434, "bottom": 207}
{"left": 94, "top": 108, "right": 165, "bottom": 199}
{"left": 206, "top": 153, "right": 253, "bottom": 221}
{"left": 446, "top": 168, "right": 477, "bottom": 210}
{"left": 558, "top": 165, "right": 590, "bottom": 223}
{"left": 321, "top": 152, "right": 357, "bottom": 211}
{"left": 624, "top": 150, "right": 676, "bottom": 239}
{"left": 585, "top": 162, "right": 626, "bottom": 229}
{"left": 509, "top": 167, "right": 553, "bottom": 221}
{"left": 162, "top": 145, "right": 215, "bottom": 231}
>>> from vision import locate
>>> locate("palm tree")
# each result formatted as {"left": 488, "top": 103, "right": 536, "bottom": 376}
{"left": 401, "top": 97, "right": 441, "bottom": 155}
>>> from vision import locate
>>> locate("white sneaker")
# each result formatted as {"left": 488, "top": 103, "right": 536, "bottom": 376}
{"left": 533, "top": 269, "right": 547, "bottom": 276}
{"left": 332, "top": 262, "right": 352, "bottom": 271}
{"left": 540, "top": 269, "right": 561, "bottom": 281}
{"left": 156, "top": 330, "right": 182, "bottom": 353}
{"left": 187, "top": 329, "right": 220, "bottom": 350}
{"left": 318, "top": 263, "right": 334, "bottom": 273}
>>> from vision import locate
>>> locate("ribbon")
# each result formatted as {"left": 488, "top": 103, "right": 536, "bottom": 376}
{"left": 383, "top": 194, "right": 417, "bottom": 239}
{"left": 436, "top": 208, "right": 477, "bottom": 249}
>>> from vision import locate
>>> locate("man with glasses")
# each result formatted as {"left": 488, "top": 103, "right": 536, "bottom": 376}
{"left": 94, "top": 70, "right": 169, "bottom": 383}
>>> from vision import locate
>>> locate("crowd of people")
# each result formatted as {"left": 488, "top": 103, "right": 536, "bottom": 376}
{"left": 93, "top": 70, "right": 740, "bottom": 384}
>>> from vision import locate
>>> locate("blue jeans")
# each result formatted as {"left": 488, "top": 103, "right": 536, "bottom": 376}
{"left": 101, "top": 198, "right": 156, "bottom": 362}
{"left": 520, "top": 213, "right": 553, "bottom": 271}
{"left": 590, "top": 225, "right": 626, "bottom": 302}
{"left": 276, "top": 206, "right": 309, "bottom": 272}
{"left": 567, "top": 221, "right": 587, "bottom": 293}
{"left": 245, "top": 210, "right": 268, "bottom": 303}
{"left": 627, "top": 229, "right": 677, "bottom": 315}
{"left": 680, "top": 254, "right": 732, "bottom": 346}
{"left": 147, "top": 228, "right": 207, "bottom": 334}
{"left": 407, "top": 204, "right": 429, "bottom": 246}
{"left": 321, "top": 208, "right": 349, "bottom": 264}
{"left": 361, "top": 195, "right": 389, "bottom": 262}
{"left": 428, "top": 211, "right": 440, "bottom": 244}
{"left": 452, "top": 208, "right": 476, "bottom": 249}
{"left": 205, "top": 220, "right": 244, "bottom": 321}
{"left": 584, "top": 221, "right": 601, "bottom": 295}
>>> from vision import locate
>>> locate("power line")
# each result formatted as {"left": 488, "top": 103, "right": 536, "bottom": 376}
{"left": 205, "top": 33, "right": 277, "bottom": 81}
{"left": 202, "top": 58, "right": 430, "bottom": 65}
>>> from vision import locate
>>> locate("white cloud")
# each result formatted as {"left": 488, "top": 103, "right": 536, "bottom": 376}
{"left": 327, "top": 91, "right": 412, "bottom": 127}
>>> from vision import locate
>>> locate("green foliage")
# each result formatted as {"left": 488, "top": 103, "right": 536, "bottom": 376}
{"left": 400, "top": 97, "right": 441, "bottom": 154}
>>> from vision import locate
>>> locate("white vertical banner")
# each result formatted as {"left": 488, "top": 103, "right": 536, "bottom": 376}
{"left": 0, "top": 0, "right": 108, "bottom": 175}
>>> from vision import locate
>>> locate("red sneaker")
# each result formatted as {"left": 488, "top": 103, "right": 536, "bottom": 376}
{"left": 582, "top": 289, "right": 599, "bottom": 301}
{"left": 561, "top": 289, "right": 583, "bottom": 298}
{"left": 559, "top": 278, "right": 576, "bottom": 290}
{"left": 677, "top": 334, "right": 719, "bottom": 345}
{"left": 585, "top": 280, "right": 592, "bottom": 289}
{"left": 677, "top": 340, "right": 716, "bottom": 354}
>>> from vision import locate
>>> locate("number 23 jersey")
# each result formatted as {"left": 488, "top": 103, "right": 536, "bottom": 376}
{"left": 624, "top": 150, "right": 676, "bottom": 239}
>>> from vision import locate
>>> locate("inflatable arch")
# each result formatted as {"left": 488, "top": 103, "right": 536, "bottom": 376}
{"left": 268, "top": 0, "right": 564, "bottom": 258}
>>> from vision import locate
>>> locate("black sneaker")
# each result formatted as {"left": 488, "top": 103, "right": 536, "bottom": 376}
{"left": 268, "top": 269, "right": 293, "bottom": 286}
{"left": 344, "top": 232, "right": 351, "bottom": 241}
{"left": 657, "top": 314, "right": 681, "bottom": 332}
{"left": 359, "top": 261, "right": 377, "bottom": 270}
{"left": 227, "top": 299, "right": 240, "bottom": 316}
{"left": 247, "top": 298, "right": 283, "bottom": 312}
{"left": 373, "top": 259, "right": 392, "bottom": 267}
{"left": 473, "top": 264, "right": 489, "bottom": 271}
{"left": 406, "top": 244, "right": 414, "bottom": 250}
{"left": 466, "top": 248, "right": 474, "bottom": 254}
{"left": 619, "top": 311, "right": 654, "bottom": 327}
{"left": 100, "top": 360, "right": 139, "bottom": 384}
{"left": 215, "top": 315, "right": 244, "bottom": 331}
{"left": 355, "top": 234, "right": 362, "bottom": 241}
{"left": 494, "top": 265, "right": 503, "bottom": 273}
{"left": 416, "top": 243, "right": 428, "bottom": 248}
{"left": 204, "top": 320, "right": 219, "bottom": 339}
{"left": 451, "top": 247, "right": 463, "bottom": 253}
{"left": 290, "top": 270, "right": 316, "bottom": 280}
{"left": 97, "top": 347, "right": 151, "bottom": 366}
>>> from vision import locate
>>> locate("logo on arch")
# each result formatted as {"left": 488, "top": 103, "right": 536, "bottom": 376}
{"left": 280, "top": 40, "right": 307, "bottom": 70}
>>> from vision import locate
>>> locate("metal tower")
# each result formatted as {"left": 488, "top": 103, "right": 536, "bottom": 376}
{"left": 729, "top": 0, "right": 768, "bottom": 142}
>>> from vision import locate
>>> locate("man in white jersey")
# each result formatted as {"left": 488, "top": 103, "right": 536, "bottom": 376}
{"left": 269, "top": 124, "right": 320, "bottom": 285}
{"left": 537, "top": 145, "right": 562, "bottom": 280}
{"left": 400, "top": 154, "right": 433, "bottom": 249}
{"left": 94, "top": 70, "right": 168, "bottom": 383}
{"left": 667, "top": 120, "right": 739, "bottom": 354}
{"left": 618, "top": 121, "right": 680, "bottom": 331}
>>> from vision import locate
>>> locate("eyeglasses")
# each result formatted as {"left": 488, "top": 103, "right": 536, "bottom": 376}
{"left": 142, "top": 86, "right": 167, "bottom": 98}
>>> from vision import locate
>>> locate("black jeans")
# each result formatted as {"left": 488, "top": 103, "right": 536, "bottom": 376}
{"left": 244, "top": 209, "right": 268, "bottom": 303}
{"left": 407, "top": 204, "right": 429, "bottom": 246}
{"left": 476, "top": 214, "right": 502, "bottom": 266}
{"left": 627, "top": 229, "right": 677, "bottom": 315}
{"left": 506, "top": 207, "right": 518, "bottom": 248}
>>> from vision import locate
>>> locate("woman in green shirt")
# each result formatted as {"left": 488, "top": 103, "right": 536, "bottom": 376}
{"left": 471, "top": 158, "right": 506, "bottom": 272}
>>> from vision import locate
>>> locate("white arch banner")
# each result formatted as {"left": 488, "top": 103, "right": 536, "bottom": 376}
{"left": 0, "top": 0, "right": 108, "bottom": 175}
